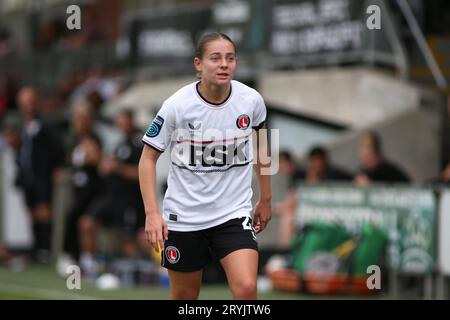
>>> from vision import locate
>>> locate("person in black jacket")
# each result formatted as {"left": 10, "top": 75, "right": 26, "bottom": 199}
{"left": 16, "top": 87, "right": 65, "bottom": 263}
{"left": 78, "top": 109, "right": 145, "bottom": 274}
{"left": 58, "top": 102, "right": 103, "bottom": 268}
{"left": 354, "top": 131, "right": 410, "bottom": 186}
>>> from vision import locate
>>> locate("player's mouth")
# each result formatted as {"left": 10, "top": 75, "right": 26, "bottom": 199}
{"left": 217, "top": 73, "right": 229, "bottom": 78}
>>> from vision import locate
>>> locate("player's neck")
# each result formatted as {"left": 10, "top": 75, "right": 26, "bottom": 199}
{"left": 198, "top": 81, "right": 231, "bottom": 104}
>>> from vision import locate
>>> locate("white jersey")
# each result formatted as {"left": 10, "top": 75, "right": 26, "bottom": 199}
{"left": 142, "top": 80, "right": 266, "bottom": 231}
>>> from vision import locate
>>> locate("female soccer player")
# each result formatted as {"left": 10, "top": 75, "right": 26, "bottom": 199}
{"left": 139, "top": 32, "right": 272, "bottom": 300}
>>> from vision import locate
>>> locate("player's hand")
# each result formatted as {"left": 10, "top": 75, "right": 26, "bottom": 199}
{"left": 253, "top": 198, "right": 272, "bottom": 234}
{"left": 145, "top": 211, "right": 168, "bottom": 252}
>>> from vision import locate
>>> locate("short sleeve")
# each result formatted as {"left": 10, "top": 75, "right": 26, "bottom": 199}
{"left": 252, "top": 92, "right": 267, "bottom": 130}
{"left": 142, "top": 101, "right": 176, "bottom": 152}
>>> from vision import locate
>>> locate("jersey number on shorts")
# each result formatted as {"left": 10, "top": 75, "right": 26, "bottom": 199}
{"left": 242, "top": 217, "right": 257, "bottom": 240}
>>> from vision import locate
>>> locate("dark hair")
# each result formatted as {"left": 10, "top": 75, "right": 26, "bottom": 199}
{"left": 279, "top": 150, "right": 294, "bottom": 163}
{"left": 308, "top": 146, "right": 328, "bottom": 160}
{"left": 195, "top": 32, "right": 236, "bottom": 59}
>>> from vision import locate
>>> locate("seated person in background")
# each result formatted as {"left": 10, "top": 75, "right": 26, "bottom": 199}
{"left": 273, "top": 151, "right": 302, "bottom": 249}
{"left": 441, "top": 160, "right": 450, "bottom": 184}
{"left": 78, "top": 109, "right": 145, "bottom": 275}
{"left": 296, "top": 146, "right": 352, "bottom": 183}
{"left": 354, "top": 131, "right": 410, "bottom": 186}
{"left": 274, "top": 147, "right": 351, "bottom": 248}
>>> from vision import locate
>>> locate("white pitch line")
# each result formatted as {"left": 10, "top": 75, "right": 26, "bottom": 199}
{"left": 0, "top": 283, "right": 102, "bottom": 300}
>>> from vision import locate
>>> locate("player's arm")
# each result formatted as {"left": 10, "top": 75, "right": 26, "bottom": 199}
{"left": 138, "top": 145, "right": 168, "bottom": 251}
{"left": 253, "top": 123, "right": 272, "bottom": 233}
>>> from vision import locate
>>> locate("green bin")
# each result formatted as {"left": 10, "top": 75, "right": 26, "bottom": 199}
{"left": 291, "top": 221, "right": 351, "bottom": 273}
{"left": 351, "top": 223, "right": 386, "bottom": 275}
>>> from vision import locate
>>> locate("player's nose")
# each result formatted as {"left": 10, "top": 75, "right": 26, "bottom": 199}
{"left": 220, "top": 58, "right": 228, "bottom": 68}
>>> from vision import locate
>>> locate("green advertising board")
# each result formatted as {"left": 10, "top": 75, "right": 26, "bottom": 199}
{"left": 297, "top": 185, "right": 436, "bottom": 273}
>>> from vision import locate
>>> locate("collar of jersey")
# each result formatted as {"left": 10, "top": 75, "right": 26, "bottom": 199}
{"left": 194, "top": 81, "right": 233, "bottom": 109}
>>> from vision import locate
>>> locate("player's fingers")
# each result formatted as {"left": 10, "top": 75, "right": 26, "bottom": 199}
{"left": 254, "top": 220, "right": 262, "bottom": 233}
{"left": 257, "top": 217, "right": 270, "bottom": 233}
{"left": 158, "top": 240, "right": 163, "bottom": 253}
{"left": 252, "top": 214, "right": 260, "bottom": 228}
{"left": 163, "top": 222, "right": 169, "bottom": 241}
{"left": 157, "top": 231, "right": 164, "bottom": 253}
{"left": 150, "top": 230, "right": 158, "bottom": 250}
{"left": 260, "top": 221, "right": 267, "bottom": 232}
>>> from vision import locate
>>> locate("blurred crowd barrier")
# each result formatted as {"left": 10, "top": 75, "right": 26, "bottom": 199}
{"left": 266, "top": 183, "right": 450, "bottom": 299}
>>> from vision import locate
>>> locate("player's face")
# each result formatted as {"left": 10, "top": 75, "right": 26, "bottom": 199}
{"left": 195, "top": 39, "right": 237, "bottom": 86}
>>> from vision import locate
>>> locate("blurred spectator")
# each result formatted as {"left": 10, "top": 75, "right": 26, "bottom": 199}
{"left": 0, "top": 76, "right": 17, "bottom": 117}
{"left": 278, "top": 150, "right": 303, "bottom": 188}
{"left": 57, "top": 102, "right": 103, "bottom": 271}
{"left": 1, "top": 112, "right": 21, "bottom": 153}
{"left": 86, "top": 91, "right": 105, "bottom": 116}
{"left": 0, "top": 29, "right": 14, "bottom": 56}
{"left": 1, "top": 125, "right": 20, "bottom": 152}
{"left": 57, "top": 69, "right": 89, "bottom": 103}
{"left": 69, "top": 67, "right": 122, "bottom": 107}
{"left": 39, "top": 90, "right": 64, "bottom": 114}
{"left": 296, "top": 146, "right": 352, "bottom": 183}
{"left": 78, "top": 109, "right": 145, "bottom": 275}
{"left": 273, "top": 151, "right": 302, "bottom": 249}
{"left": 441, "top": 161, "right": 450, "bottom": 184}
{"left": 354, "top": 131, "right": 410, "bottom": 186}
{"left": 96, "top": 67, "right": 123, "bottom": 101}
{"left": 69, "top": 67, "right": 104, "bottom": 105}
{"left": 34, "top": 20, "right": 62, "bottom": 48}
{"left": 13, "top": 87, "right": 65, "bottom": 263}
{"left": 274, "top": 148, "right": 352, "bottom": 248}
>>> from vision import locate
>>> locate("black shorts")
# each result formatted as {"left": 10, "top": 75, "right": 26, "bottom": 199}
{"left": 161, "top": 217, "right": 258, "bottom": 272}
{"left": 23, "top": 178, "right": 53, "bottom": 209}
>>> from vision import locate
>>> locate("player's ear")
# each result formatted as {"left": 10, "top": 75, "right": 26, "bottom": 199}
{"left": 194, "top": 57, "right": 202, "bottom": 79}
{"left": 194, "top": 57, "right": 202, "bottom": 73}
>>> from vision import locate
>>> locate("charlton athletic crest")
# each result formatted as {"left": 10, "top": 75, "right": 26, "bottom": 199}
{"left": 236, "top": 114, "right": 250, "bottom": 130}
{"left": 165, "top": 246, "right": 180, "bottom": 264}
